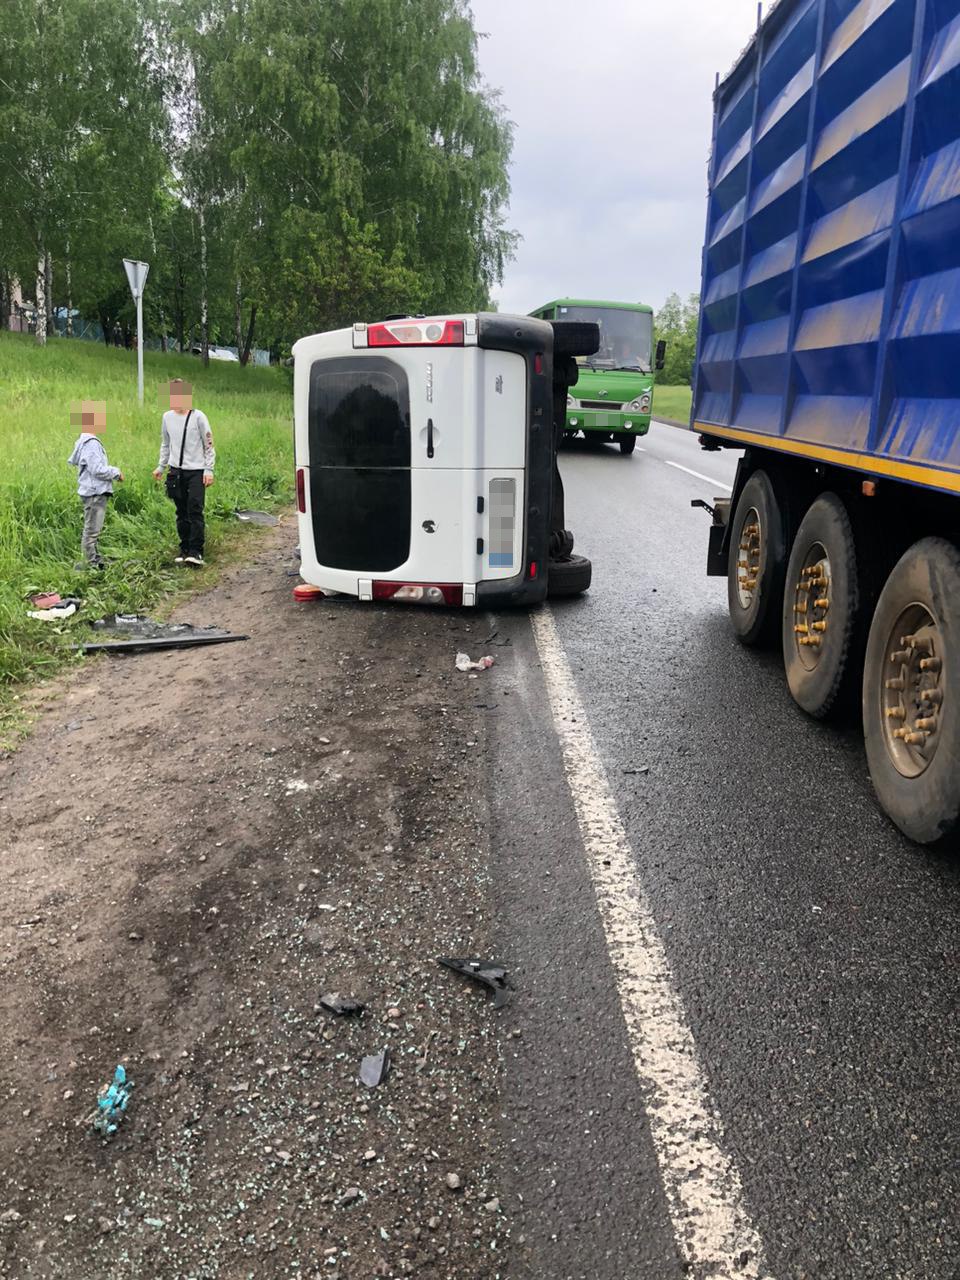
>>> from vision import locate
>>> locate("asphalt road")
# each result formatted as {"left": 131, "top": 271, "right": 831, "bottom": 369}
{"left": 489, "top": 422, "right": 960, "bottom": 1280}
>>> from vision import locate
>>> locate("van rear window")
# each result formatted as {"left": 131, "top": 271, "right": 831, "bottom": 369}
{"left": 308, "top": 357, "right": 410, "bottom": 468}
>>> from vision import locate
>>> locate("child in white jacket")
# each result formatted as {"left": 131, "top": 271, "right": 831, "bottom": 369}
{"left": 67, "top": 401, "right": 123, "bottom": 569}
{"left": 152, "top": 379, "right": 216, "bottom": 566}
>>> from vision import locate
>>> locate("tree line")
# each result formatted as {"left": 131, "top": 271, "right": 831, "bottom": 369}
{"left": 0, "top": 0, "right": 516, "bottom": 362}
{"left": 654, "top": 292, "right": 699, "bottom": 386}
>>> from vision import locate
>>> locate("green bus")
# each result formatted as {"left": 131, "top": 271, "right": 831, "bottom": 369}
{"left": 530, "top": 298, "right": 665, "bottom": 454}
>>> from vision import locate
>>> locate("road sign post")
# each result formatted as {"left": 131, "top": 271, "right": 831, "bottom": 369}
{"left": 122, "top": 259, "right": 150, "bottom": 404}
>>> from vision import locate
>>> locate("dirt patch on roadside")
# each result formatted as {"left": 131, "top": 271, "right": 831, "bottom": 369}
{"left": 0, "top": 525, "right": 508, "bottom": 1278}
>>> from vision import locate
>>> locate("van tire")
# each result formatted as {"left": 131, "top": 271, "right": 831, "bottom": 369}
{"left": 548, "top": 554, "right": 592, "bottom": 597}
{"left": 727, "top": 468, "right": 790, "bottom": 647}
{"left": 782, "top": 493, "right": 862, "bottom": 719}
{"left": 863, "top": 537, "right": 960, "bottom": 845}
{"left": 551, "top": 322, "right": 601, "bottom": 359}
{"left": 619, "top": 435, "right": 637, "bottom": 455}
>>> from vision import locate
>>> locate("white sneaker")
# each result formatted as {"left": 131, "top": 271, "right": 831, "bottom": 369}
{"left": 184, "top": 554, "right": 204, "bottom": 567}
{"left": 174, "top": 555, "right": 186, "bottom": 564}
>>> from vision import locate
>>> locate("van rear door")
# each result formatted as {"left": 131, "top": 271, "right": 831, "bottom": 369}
{"left": 307, "top": 356, "right": 411, "bottom": 572}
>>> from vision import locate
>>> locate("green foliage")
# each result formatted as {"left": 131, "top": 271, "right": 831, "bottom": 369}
{"left": 0, "top": 0, "right": 516, "bottom": 355}
{"left": 0, "top": 330, "right": 292, "bottom": 704}
{"left": 0, "top": 0, "right": 167, "bottom": 309}
{"left": 655, "top": 292, "right": 700, "bottom": 387}
{"left": 651, "top": 384, "right": 693, "bottom": 423}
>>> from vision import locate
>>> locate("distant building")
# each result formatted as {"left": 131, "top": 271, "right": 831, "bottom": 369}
{"left": 6, "top": 279, "right": 27, "bottom": 332}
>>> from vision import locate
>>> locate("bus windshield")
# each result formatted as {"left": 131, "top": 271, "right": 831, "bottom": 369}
{"left": 556, "top": 305, "right": 654, "bottom": 373}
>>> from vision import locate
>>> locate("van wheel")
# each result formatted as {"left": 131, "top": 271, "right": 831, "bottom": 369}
{"left": 552, "top": 322, "right": 602, "bottom": 359}
{"left": 727, "top": 469, "right": 790, "bottom": 647}
{"left": 782, "top": 493, "right": 863, "bottom": 719}
{"left": 619, "top": 436, "right": 637, "bottom": 455}
{"left": 863, "top": 537, "right": 960, "bottom": 844}
{"left": 548, "top": 554, "right": 592, "bottom": 597}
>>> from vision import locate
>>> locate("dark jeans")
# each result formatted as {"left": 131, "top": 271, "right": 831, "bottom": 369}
{"left": 165, "top": 468, "right": 206, "bottom": 556}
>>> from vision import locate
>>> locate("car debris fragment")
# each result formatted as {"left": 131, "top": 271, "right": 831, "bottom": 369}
{"left": 235, "top": 509, "right": 280, "bottom": 526}
{"left": 89, "top": 1064, "right": 133, "bottom": 1138}
{"left": 27, "top": 596, "right": 81, "bottom": 621}
{"left": 455, "top": 652, "right": 495, "bottom": 672}
{"left": 359, "top": 1050, "right": 391, "bottom": 1088}
{"left": 318, "top": 993, "right": 365, "bottom": 1018}
{"left": 73, "top": 614, "right": 247, "bottom": 655}
{"left": 437, "top": 956, "right": 513, "bottom": 1008}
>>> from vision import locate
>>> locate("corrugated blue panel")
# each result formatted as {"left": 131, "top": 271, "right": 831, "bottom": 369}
{"left": 742, "top": 234, "right": 798, "bottom": 289}
{"left": 750, "top": 148, "right": 806, "bottom": 215}
{"left": 757, "top": 57, "right": 815, "bottom": 140}
{"left": 802, "top": 177, "right": 897, "bottom": 261}
{"left": 882, "top": 399, "right": 960, "bottom": 467}
{"left": 889, "top": 266, "right": 960, "bottom": 338}
{"left": 903, "top": 138, "right": 960, "bottom": 217}
{"left": 704, "top": 264, "right": 742, "bottom": 306}
{"left": 740, "top": 316, "right": 792, "bottom": 358}
{"left": 692, "top": 0, "right": 960, "bottom": 489}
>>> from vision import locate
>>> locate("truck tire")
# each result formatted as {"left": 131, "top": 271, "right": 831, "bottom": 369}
{"left": 548, "top": 554, "right": 592, "bottom": 597}
{"left": 727, "top": 469, "right": 790, "bottom": 647}
{"left": 782, "top": 493, "right": 863, "bottom": 719}
{"left": 862, "top": 537, "right": 960, "bottom": 845}
{"left": 619, "top": 435, "right": 637, "bottom": 455}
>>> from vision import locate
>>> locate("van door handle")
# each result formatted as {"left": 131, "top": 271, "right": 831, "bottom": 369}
{"left": 426, "top": 417, "right": 435, "bottom": 459}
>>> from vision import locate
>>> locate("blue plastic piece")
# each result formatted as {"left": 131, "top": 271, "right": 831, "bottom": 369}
{"left": 693, "top": 0, "right": 960, "bottom": 492}
{"left": 92, "top": 1065, "right": 133, "bottom": 1138}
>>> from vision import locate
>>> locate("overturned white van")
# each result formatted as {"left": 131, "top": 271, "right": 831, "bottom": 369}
{"left": 292, "top": 312, "right": 593, "bottom": 608}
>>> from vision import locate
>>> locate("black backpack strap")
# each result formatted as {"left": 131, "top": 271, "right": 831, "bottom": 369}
{"left": 177, "top": 409, "right": 194, "bottom": 468}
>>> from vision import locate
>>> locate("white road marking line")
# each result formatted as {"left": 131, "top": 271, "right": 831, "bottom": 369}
{"left": 531, "top": 606, "right": 773, "bottom": 1280}
{"left": 664, "top": 459, "right": 733, "bottom": 489}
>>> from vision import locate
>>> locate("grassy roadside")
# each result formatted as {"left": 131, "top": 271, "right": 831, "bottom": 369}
{"left": 0, "top": 331, "right": 293, "bottom": 736}
{"left": 652, "top": 383, "right": 692, "bottom": 422}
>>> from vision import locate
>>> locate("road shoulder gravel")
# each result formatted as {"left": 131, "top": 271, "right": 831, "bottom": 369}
{"left": 0, "top": 524, "right": 507, "bottom": 1278}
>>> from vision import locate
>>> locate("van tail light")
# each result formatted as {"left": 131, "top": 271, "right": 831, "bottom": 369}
{"left": 373, "top": 581, "right": 463, "bottom": 606}
{"left": 529, "top": 561, "right": 538, "bottom": 579}
{"left": 366, "top": 319, "right": 464, "bottom": 347}
{"left": 296, "top": 467, "right": 306, "bottom": 513}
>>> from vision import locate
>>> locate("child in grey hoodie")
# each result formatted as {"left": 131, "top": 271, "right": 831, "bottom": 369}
{"left": 67, "top": 401, "right": 124, "bottom": 569}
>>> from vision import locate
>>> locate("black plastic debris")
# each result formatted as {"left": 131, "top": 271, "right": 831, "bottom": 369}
{"left": 74, "top": 614, "right": 248, "bottom": 655}
{"left": 437, "top": 956, "right": 513, "bottom": 1009}
{"left": 623, "top": 765, "right": 649, "bottom": 775}
{"left": 319, "top": 992, "right": 365, "bottom": 1018}
{"left": 359, "top": 1049, "right": 390, "bottom": 1088}
{"left": 235, "top": 510, "right": 280, "bottom": 526}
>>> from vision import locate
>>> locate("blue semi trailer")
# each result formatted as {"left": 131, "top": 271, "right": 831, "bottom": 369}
{"left": 692, "top": 0, "right": 960, "bottom": 844}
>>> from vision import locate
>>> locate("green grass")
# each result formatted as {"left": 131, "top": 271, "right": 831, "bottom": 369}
{"left": 0, "top": 331, "right": 293, "bottom": 722}
{"left": 652, "top": 384, "right": 692, "bottom": 422}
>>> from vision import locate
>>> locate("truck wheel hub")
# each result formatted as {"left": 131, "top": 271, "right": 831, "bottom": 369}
{"left": 791, "top": 544, "right": 830, "bottom": 669}
{"left": 882, "top": 606, "right": 943, "bottom": 777}
{"left": 736, "top": 507, "right": 762, "bottom": 608}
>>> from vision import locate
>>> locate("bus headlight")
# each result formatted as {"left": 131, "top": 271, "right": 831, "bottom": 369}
{"left": 629, "top": 394, "right": 652, "bottom": 414}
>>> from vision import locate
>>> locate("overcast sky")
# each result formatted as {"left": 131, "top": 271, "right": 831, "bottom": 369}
{"left": 468, "top": 0, "right": 764, "bottom": 317}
